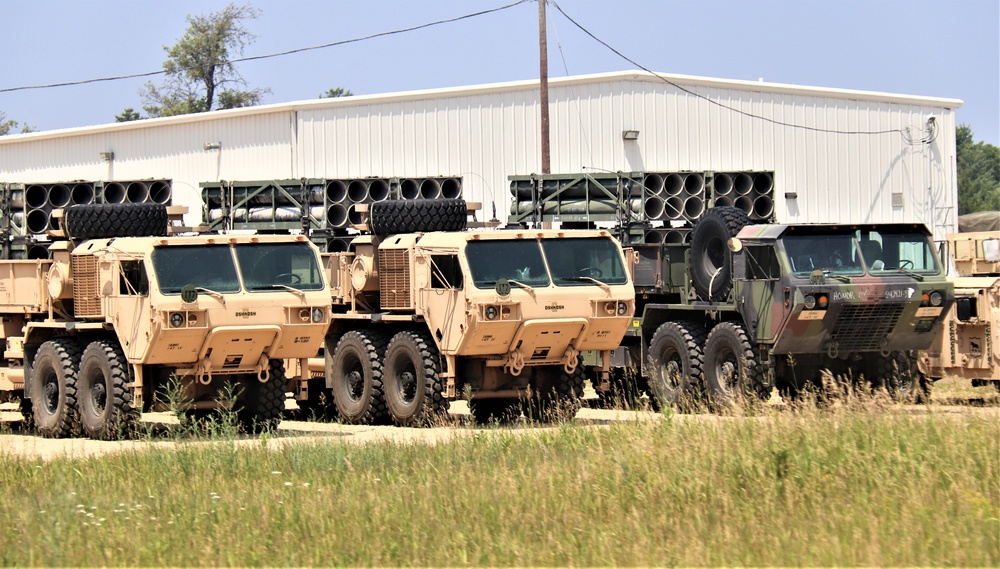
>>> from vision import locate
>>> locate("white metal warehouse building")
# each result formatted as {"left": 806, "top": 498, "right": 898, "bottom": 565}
{"left": 0, "top": 70, "right": 963, "bottom": 237}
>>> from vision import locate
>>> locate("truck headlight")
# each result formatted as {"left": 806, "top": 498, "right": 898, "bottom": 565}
{"left": 617, "top": 301, "right": 628, "bottom": 315}
{"left": 485, "top": 305, "right": 499, "bottom": 320}
{"left": 603, "top": 301, "right": 617, "bottom": 315}
{"left": 803, "top": 295, "right": 816, "bottom": 310}
{"left": 929, "top": 291, "right": 943, "bottom": 306}
{"left": 170, "top": 312, "right": 185, "bottom": 328}
{"left": 312, "top": 307, "right": 324, "bottom": 322}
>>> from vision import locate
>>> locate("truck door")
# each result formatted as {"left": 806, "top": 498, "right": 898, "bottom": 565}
{"left": 110, "top": 259, "right": 152, "bottom": 360}
{"left": 738, "top": 245, "right": 789, "bottom": 343}
{"left": 419, "top": 253, "right": 466, "bottom": 352}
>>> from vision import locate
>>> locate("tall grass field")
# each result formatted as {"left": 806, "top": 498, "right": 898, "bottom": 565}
{"left": 1, "top": 408, "right": 996, "bottom": 566}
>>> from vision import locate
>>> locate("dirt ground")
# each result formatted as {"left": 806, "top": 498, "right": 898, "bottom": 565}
{"left": 2, "top": 386, "right": 997, "bottom": 462}
{"left": 0, "top": 399, "right": 661, "bottom": 461}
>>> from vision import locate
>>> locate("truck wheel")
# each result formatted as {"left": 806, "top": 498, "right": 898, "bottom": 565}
{"left": 77, "top": 339, "right": 137, "bottom": 440}
{"left": 689, "top": 206, "right": 751, "bottom": 301}
{"left": 470, "top": 398, "right": 521, "bottom": 425}
{"left": 237, "top": 360, "right": 286, "bottom": 432}
{"left": 18, "top": 398, "right": 34, "bottom": 431}
{"left": 295, "top": 378, "right": 336, "bottom": 421}
{"left": 369, "top": 199, "right": 467, "bottom": 235}
{"left": 647, "top": 320, "right": 706, "bottom": 409}
{"left": 877, "top": 351, "right": 930, "bottom": 404}
{"left": 383, "top": 330, "right": 449, "bottom": 426}
{"left": 29, "top": 339, "right": 83, "bottom": 438}
{"left": 526, "top": 365, "right": 586, "bottom": 423}
{"left": 329, "top": 330, "right": 389, "bottom": 424}
{"left": 594, "top": 367, "right": 645, "bottom": 410}
{"left": 63, "top": 203, "right": 168, "bottom": 240}
{"left": 703, "top": 322, "right": 769, "bottom": 407}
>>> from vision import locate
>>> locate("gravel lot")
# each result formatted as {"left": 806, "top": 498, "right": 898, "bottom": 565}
{"left": 2, "top": 391, "right": 996, "bottom": 461}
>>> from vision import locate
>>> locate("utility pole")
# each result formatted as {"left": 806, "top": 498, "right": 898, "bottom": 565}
{"left": 538, "top": 0, "right": 550, "bottom": 175}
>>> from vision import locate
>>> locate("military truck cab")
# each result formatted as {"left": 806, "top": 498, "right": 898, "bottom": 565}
{"left": 321, "top": 220, "right": 635, "bottom": 426}
{"left": 730, "top": 223, "right": 953, "bottom": 396}
{"left": 919, "top": 230, "right": 1000, "bottom": 391}
{"left": 2, "top": 221, "right": 331, "bottom": 439}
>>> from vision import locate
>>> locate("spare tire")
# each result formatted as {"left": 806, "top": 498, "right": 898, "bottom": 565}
{"left": 369, "top": 199, "right": 467, "bottom": 235}
{"left": 64, "top": 203, "right": 168, "bottom": 240}
{"left": 689, "top": 206, "right": 751, "bottom": 301}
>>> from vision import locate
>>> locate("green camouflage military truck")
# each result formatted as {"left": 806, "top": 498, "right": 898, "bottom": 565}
{"left": 509, "top": 172, "right": 953, "bottom": 406}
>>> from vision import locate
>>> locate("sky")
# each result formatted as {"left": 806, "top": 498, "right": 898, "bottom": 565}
{"left": 1, "top": 0, "right": 998, "bottom": 145}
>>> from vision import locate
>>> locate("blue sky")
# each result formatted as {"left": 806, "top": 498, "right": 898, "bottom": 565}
{"left": 2, "top": 0, "right": 998, "bottom": 145}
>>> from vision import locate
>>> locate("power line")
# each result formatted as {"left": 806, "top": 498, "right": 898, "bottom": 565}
{"left": 0, "top": 0, "right": 531, "bottom": 95}
{"left": 547, "top": 0, "right": 908, "bottom": 137}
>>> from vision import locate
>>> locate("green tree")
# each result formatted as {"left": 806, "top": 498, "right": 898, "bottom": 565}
{"left": 320, "top": 87, "right": 354, "bottom": 98}
{"left": 957, "top": 124, "right": 1000, "bottom": 214}
{"left": 0, "top": 111, "right": 35, "bottom": 135}
{"left": 140, "top": 3, "right": 268, "bottom": 117}
{"left": 115, "top": 107, "right": 144, "bottom": 122}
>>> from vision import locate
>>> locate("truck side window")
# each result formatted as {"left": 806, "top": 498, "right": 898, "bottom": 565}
{"left": 430, "top": 255, "right": 463, "bottom": 289}
{"left": 119, "top": 260, "right": 149, "bottom": 296}
{"left": 745, "top": 246, "right": 779, "bottom": 280}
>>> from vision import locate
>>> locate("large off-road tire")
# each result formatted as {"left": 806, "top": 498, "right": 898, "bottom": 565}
{"left": 18, "top": 398, "right": 34, "bottom": 431}
{"left": 689, "top": 206, "right": 751, "bottom": 301}
{"left": 647, "top": 320, "right": 707, "bottom": 409}
{"left": 470, "top": 398, "right": 521, "bottom": 425}
{"left": 328, "top": 330, "right": 389, "bottom": 424}
{"left": 382, "top": 330, "right": 449, "bottom": 426}
{"left": 703, "top": 321, "right": 769, "bottom": 407}
{"left": 525, "top": 365, "right": 586, "bottom": 423}
{"left": 77, "top": 339, "right": 138, "bottom": 440}
{"left": 295, "top": 378, "right": 336, "bottom": 421}
{"left": 368, "top": 199, "right": 467, "bottom": 235}
{"left": 593, "top": 367, "right": 646, "bottom": 410}
{"left": 63, "top": 203, "right": 168, "bottom": 240}
{"left": 877, "top": 351, "right": 931, "bottom": 404}
{"left": 236, "top": 360, "right": 286, "bottom": 432}
{"left": 29, "top": 339, "right": 83, "bottom": 438}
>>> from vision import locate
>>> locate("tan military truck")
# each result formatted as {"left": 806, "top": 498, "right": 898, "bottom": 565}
{"left": 0, "top": 203, "right": 331, "bottom": 438}
{"left": 919, "top": 230, "right": 1000, "bottom": 391}
{"left": 304, "top": 199, "right": 635, "bottom": 425}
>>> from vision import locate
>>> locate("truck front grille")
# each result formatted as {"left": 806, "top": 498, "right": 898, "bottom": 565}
{"left": 830, "top": 303, "right": 904, "bottom": 351}
{"left": 379, "top": 249, "right": 411, "bottom": 309}
{"left": 72, "top": 256, "right": 102, "bottom": 317}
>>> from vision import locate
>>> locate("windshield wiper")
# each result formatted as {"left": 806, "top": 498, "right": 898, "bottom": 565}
{"left": 883, "top": 267, "right": 924, "bottom": 281}
{"left": 195, "top": 286, "right": 227, "bottom": 305}
{"left": 251, "top": 283, "right": 307, "bottom": 298}
{"left": 506, "top": 279, "right": 536, "bottom": 296}
{"left": 562, "top": 276, "right": 611, "bottom": 294}
{"left": 821, "top": 270, "right": 852, "bottom": 283}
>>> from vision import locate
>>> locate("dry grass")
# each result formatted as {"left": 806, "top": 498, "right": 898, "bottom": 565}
{"left": 1, "top": 400, "right": 996, "bottom": 566}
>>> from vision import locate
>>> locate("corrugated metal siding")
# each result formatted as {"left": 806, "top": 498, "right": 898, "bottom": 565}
{"left": 292, "top": 77, "right": 956, "bottom": 236}
{"left": 0, "top": 73, "right": 958, "bottom": 237}
{"left": 0, "top": 113, "right": 295, "bottom": 220}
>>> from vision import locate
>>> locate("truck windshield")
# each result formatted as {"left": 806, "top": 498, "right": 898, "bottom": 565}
{"left": 466, "top": 237, "right": 627, "bottom": 289}
{"left": 466, "top": 240, "right": 551, "bottom": 288}
{"left": 235, "top": 242, "right": 325, "bottom": 291}
{"left": 543, "top": 237, "right": 629, "bottom": 286}
{"left": 855, "top": 229, "right": 941, "bottom": 275}
{"left": 781, "top": 229, "right": 940, "bottom": 277}
{"left": 152, "top": 245, "right": 241, "bottom": 294}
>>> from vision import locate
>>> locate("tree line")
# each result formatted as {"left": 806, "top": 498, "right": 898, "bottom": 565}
{"left": 2, "top": 3, "right": 998, "bottom": 214}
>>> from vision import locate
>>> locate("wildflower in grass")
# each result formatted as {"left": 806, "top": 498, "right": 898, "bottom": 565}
{"left": 284, "top": 482, "right": 292, "bottom": 487}
{"left": 271, "top": 471, "right": 282, "bottom": 475}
